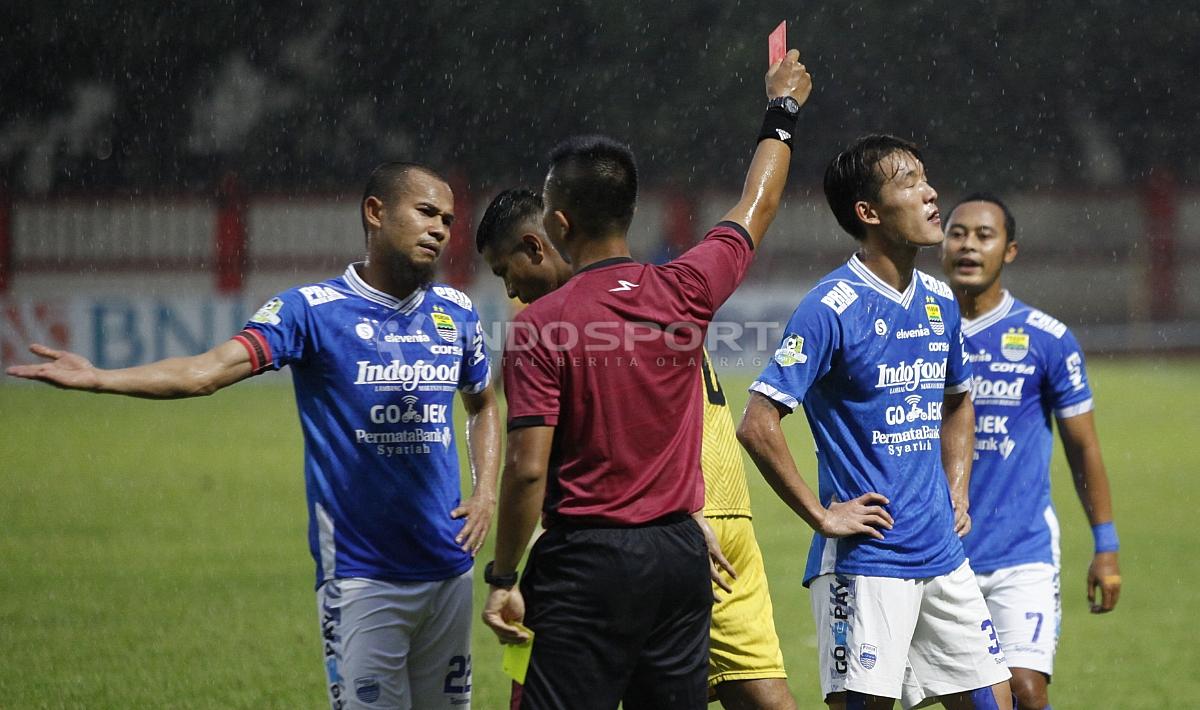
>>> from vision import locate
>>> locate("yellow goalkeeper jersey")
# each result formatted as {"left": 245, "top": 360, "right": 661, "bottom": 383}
{"left": 700, "top": 350, "right": 753, "bottom": 518}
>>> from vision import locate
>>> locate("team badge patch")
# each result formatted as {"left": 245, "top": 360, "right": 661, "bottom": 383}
{"left": 1001, "top": 328, "right": 1030, "bottom": 362}
{"left": 431, "top": 310, "right": 458, "bottom": 343}
{"left": 355, "top": 676, "right": 381, "bottom": 704}
{"left": 774, "top": 334, "right": 808, "bottom": 366}
{"left": 860, "top": 643, "right": 878, "bottom": 670}
{"left": 924, "top": 298, "right": 945, "bottom": 336}
{"left": 250, "top": 298, "right": 284, "bottom": 325}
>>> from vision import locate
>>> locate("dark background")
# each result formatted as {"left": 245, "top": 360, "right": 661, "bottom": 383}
{"left": 2, "top": 0, "right": 1193, "bottom": 195}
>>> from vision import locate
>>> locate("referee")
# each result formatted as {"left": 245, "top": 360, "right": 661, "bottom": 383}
{"left": 482, "top": 50, "right": 811, "bottom": 709}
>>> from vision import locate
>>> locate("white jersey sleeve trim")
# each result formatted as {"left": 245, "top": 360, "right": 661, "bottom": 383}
{"left": 749, "top": 381, "right": 800, "bottom": 412}
{"left": 459, "top": 368, "right": 492, "bottom": 395}
{"left": 1054, "top": 398, "right": 1094, "bottom": 420}
{"left": 945, "top": 378, "right": 972, "bottom": 395}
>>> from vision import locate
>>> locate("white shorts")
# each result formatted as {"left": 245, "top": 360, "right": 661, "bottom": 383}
{"left": 811, "top": 560, "right": 1011, "bottom": 705}
{"left": 317, "top": 571, "right": 474, "bottom": 709}
{"left": 974, "top": 562, "right": 1061, "bottom": 676}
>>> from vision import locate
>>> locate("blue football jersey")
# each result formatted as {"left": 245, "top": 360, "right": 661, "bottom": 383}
{"left": 958, "top": 291, "right": 1093, "bottom": 574}
{"left": 751, "top": 256, "right": 972, "bottom": 584}
{"left": 237, "top": 264, "right": 491, "bottom": 587}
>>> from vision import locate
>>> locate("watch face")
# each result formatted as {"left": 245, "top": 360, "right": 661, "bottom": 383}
{"left": 783, "top": 97, "right": 800, "bottom": 114}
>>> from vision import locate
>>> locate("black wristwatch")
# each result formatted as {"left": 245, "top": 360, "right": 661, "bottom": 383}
{"left": 766, "top": 96, "right": 801, "bottom": 117}
{"left": 484, "top": 561, "right": 518, "bottom": 589}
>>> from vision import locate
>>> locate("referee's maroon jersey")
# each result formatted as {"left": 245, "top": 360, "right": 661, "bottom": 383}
{"left": 503, "top": 221, "right": 755, "bottom": 525}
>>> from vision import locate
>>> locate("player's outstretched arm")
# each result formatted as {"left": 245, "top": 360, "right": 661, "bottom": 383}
{"left": 737, "top": 393, "right": 893, "bottom": 538}
{"left": 481, "top": 424, "right": 554, "bottom": 644}
{"left": 941, "top": 390, "right": 975, "bottom": 537}
{"left": 1058, "top": 410, "right": 1121, "bottom": 613}
{"left": 720, "top": 49, "right": 812, "bottom": 249}
{"left": 451, "top": 386, "right": 501, "bottom": 556}
{"left": 6, "top": 340, "right": 254, "bottom": 399}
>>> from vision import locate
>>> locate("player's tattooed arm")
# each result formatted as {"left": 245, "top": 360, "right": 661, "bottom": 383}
{"left": 6, "top": 340, "right": 254, "bottom": 398}
{"left": 452, "top": 385, "right": 501, "bottom": 556}
{"left": 1058, "top": 410, "right": 1121, "bottom": 613}
{"left": 941, "top": 390, "right": 974, "bottom": 537}
{"left": 738, "top": 393, "right": 893, "bottom": 539}
{"left": 720, "top": 49, "right": 812, "bottom": 249}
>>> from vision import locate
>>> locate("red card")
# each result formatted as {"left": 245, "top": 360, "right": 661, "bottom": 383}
{"left": 768, "top": 21, "right": 787, "bottom": 65}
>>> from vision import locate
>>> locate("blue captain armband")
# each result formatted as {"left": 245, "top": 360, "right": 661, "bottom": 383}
{"left": 1092, "top": 522, "right": 1120, "bottom": 553}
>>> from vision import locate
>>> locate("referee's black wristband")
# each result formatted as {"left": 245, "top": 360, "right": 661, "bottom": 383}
{"left": 757, "top": 107, "right": 797, "bottom": 149}
{"left": 484, "top": 561, "right": 518, "bottom": 589}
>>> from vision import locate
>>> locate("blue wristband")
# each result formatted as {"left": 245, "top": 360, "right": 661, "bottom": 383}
{"left": 1092, "top": 522, "right": 1119, "bottom": 553}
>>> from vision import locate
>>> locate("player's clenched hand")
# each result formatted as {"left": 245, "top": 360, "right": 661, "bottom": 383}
{"left": 482, "top": 586, "right": 530, "bottom": 644}
{"left": 693, "top": 512, "right": 736, "bottom": 601}
{"left": 951, "top": 491, "right": 972, "bottom": 537}
{"left": 818, "top": 493, "right": 893, "bottom": 539}
{"left": 450, "top": 493, "right": 494, "bottom": 557}
{"left": 6, "top": 344, "right": 102, "bottom": 391}
{"left": 1088, "top": 551, "right": 1121, "bottom": 613}
{"left": 765, "top": 49, "right": 812, "bottom": 107}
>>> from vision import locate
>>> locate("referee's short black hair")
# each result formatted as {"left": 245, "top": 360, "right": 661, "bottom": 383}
{"left": 950, "top": 192, "right": 1018, "bottom": 243}
{"left": 361, "top": 161, "right": 446, "bottom": 239}
{"left": 544, "top": 135, "right": 638, "bottom": 238}
{"left": 476, "top": 188, "right": 544, "bottom": 254}
{"left": 824, "top": 135, "right": 923, "bottom": 240}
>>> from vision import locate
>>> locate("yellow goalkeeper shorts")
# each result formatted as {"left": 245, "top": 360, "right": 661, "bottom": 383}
{"left": 707, "top": 515, "right": 788, "bottom": 688}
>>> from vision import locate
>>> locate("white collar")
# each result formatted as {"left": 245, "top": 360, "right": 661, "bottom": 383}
{"left": 343, "top": 263, "right": 425, "bottom": 314}
{"left": 962, "top": 290, "right": 1014, "bottom": 336}
{"left": 847, "top": 254, "right": 917, "bottom": 307}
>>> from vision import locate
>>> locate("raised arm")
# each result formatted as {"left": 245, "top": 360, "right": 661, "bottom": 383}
{"left": 721, "top": 49, "right": 813, "bottom": 248}
{"left": 1058, "top": 410, "right": 1121, "bottom": 613}
{"left": 450, "top": 385, "right": 501, "bottom": 556}
{"left": 940, "top": 389, "right": 975, "bottom": 536}
{"left": 481, "top": 424, "right": 554, "bottom": 644}
{"left": 6, "top": 340, "right": 254, "bottom": 398}
{"left": 737, "top": 392, "right": 893, "bottom": 538}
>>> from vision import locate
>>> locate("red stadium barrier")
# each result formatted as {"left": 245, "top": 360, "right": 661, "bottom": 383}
{"left": 1144, "top": 169, "right": 1178, "bottom": 322}
{"left": 0, "top": 181, "right": 10, "bottom": 294}
{"left": 441, "top": 172, "right": 475, "bottom": 290}
{"left": 215, "top": 173, "right": 247, "bottom": 294}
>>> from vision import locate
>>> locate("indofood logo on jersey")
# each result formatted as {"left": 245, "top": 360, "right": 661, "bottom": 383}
{"left": 875, "top": 358, "right": 946, "bottom": 393}
{"left": 1001, "top": 327, "right": 1030, "bottom": 362}
{"left": 924, "top": 296, "right": 945, "bottom": 336}
{"left": 430, "top": 307, "right": 458, "bottom": 343}
{"left": 970, "top": 375, "right": 1025, "bottom": 405}
{"left": 354, "top": 359, "right": 460, "bottom": 390}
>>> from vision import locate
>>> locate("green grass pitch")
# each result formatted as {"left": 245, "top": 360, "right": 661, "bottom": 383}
{"left": 0, "top": 358, "right": 1195, "bottom": 708}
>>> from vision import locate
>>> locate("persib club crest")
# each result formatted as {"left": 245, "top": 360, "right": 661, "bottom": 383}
{"left": 924, "top": 297, "right": 945, "bottom": 336}
{"left": 1001, "top": 328, "right": 1030, "bottom": 362}
{"left": 860, "top": 643, "right": 878, "bottom": 670}
{"left": 774, "top": 334, "right": 807, "bottom": 367}
{"left": 431, "top": 309, "right": 458, "bottom": 343}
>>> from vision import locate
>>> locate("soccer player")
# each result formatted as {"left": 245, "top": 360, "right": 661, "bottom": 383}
{"left": 737, "top": 135, "right": 1014, "bottom": 709}
{"left": 6, "top": 162, "right": 500, "bottom": 710}
{"left": 476, "top": 188, "right": 795, "bottom": 709}
{"left": 940, "top": 193, "right": 1121, "bottom": 710}
{"left": 480, "top": 51, "right": 812, "bottom": 709}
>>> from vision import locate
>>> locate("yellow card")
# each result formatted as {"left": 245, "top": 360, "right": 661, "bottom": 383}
{"left": 501, "top": 623, "right": 535, "bottom": 684}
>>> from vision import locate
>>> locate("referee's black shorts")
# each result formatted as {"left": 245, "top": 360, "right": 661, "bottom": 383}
{"left": 512, "top": 513, "right": 711, "bottom": 710}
